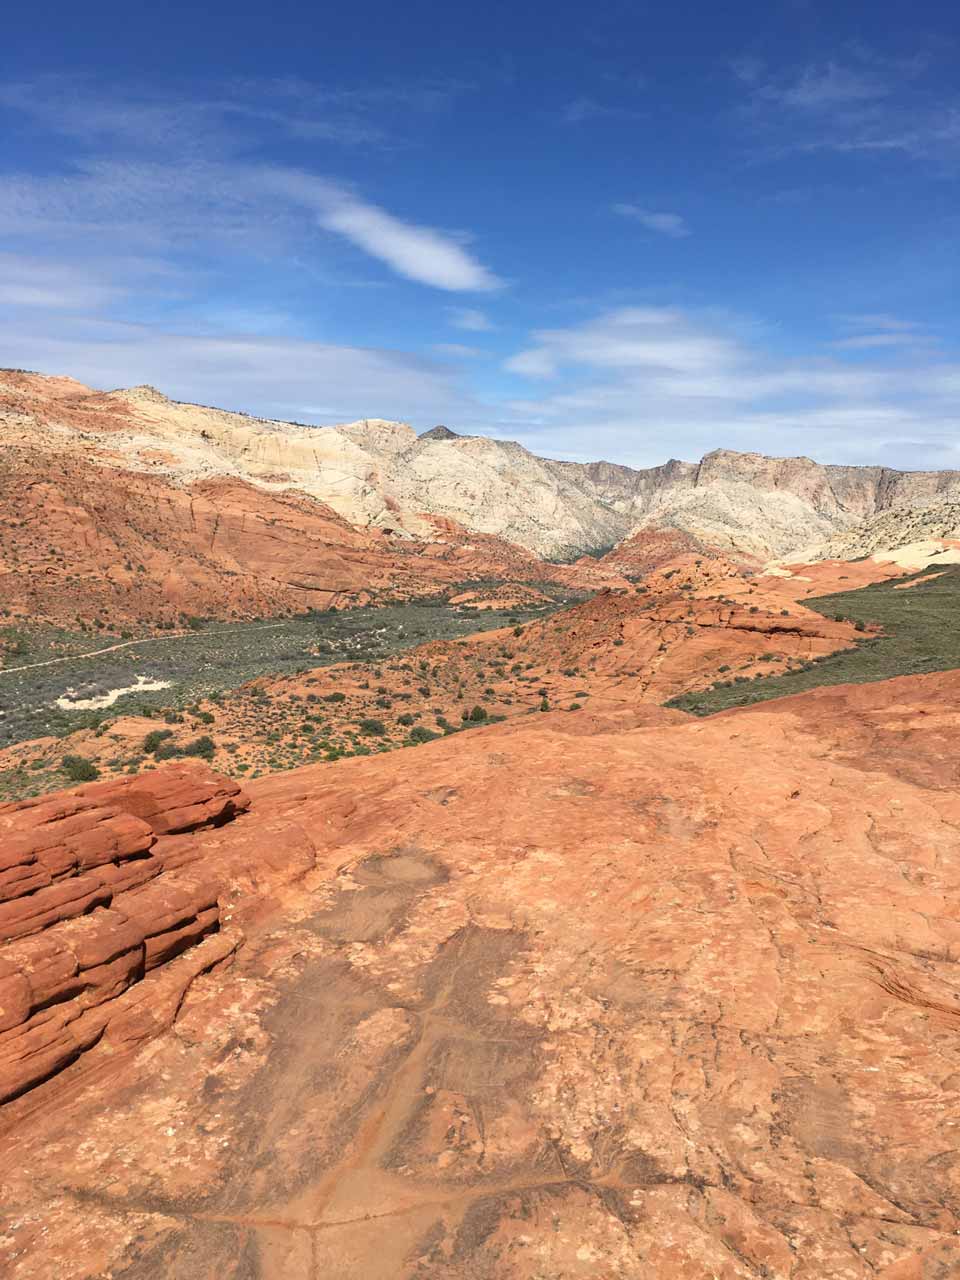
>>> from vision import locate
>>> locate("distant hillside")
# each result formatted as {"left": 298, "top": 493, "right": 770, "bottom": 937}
{"left": 5, "top": 368, "right": 960, "bottom": 561}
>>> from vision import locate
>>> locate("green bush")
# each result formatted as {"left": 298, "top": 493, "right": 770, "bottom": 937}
{"left": 359, "top": 718, "right": 386, "bottom": 736}
{"left": 143, "top": 729, "right": 174, "bottom": 754}
{"left": 62, "top": 754, "right": 99, "bottom": 783}
{"left": 409, "top": 725, "right": 438, "bottom": 744}
{"left": 155, "top": 735, "right": 216, "bottom": 762}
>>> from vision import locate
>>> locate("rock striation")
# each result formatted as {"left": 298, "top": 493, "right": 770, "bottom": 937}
{"left": 0, "top": 765, "right": 249, "bottom": 1102}
{"left": 0, "top": 440, "right": 626, "bottom": 628}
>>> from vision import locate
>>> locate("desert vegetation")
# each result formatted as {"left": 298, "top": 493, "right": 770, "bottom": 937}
{"left": 668, "top": 565, "right": 960, "bottom": 714}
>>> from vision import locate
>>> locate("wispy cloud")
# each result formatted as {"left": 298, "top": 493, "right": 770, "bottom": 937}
{"left": 312, "top": 189, "right": 503, "bottom": 292}
{"left": 0, "top": 254, "right": 129, "bottom": 310}
{"left": 559, "top": 96, "right": 643, "bottom": 125}
{"left": 0, "top": 74, "right": 471, "bottom": 155}
{"left": 831, "top": 314, "right": 938, "bottom": 351}
{"left": 612, "top": 203, "right": 690, "bottom": 237}
{"left": 0, "top": 159, "right": 503, "bottom": 293}
{"left": 832, "top": 333, "right": 937, "bottom": 351}
{"left": 836, "top": 313, "right": 921, "bottom": 332}
{"left": 447, "top": 306, "right": 496, "bottom": 331}
{"left": 0, "top": 313, "right": 482, "bottom": 427}
{"left": 501, "top": 306, "right": 960, "bottom": 469}
{"left": 431, "top": 343, "right": 482, "bottom": 358}
{"left": 734, "top": 48, "right": 959, "bottom": 165}
{"left": 505, "top": 308, "right": 743, "bottom": 380}
{"left": 761, "top": 62, "right": 887, "bottom": 110}
{"left": 561, "top": 97, "right": 613, "bottom": 124}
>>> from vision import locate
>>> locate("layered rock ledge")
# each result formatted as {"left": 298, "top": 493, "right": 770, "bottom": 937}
{"left": 0, "top": 766, "right": 249, "bottom": 1102}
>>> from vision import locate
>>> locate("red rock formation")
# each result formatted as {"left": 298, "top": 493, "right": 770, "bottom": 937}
{"left": 592, "top": 524, "right": 725, "bottom": 576}
{"left": 0, "top": 445, "right": 623, "bottom": 628}
{"left": 3, "top": 671, "right": 960, "bottom": 1275}
{"left": 0, "top": 765, "right": 249, "bottom": 1102}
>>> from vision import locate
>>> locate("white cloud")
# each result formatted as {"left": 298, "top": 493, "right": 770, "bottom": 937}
{"left": 505, "top": 308, "right": 742, "bottom": 379}
{"left": 735, "top": 50, "right": 959, "bottom": 164}
{"left": 0, "top": 78, "right": 503, "bottom": 294}
{"left": 763, "top": 62, "right": 886, "bottom": 110}
{"left": 432, "top": 343, "right": 482, "bottom": 358}
{"left": 447, "top": 306, "right": 496, "bottom": 331}
{"left": 0, "top": 74, "right": 468, "bottom": 155}
{"left": 501, "top": 306, "right": 960, "bottom": 470}
{"left": 612, "top": 203, "right": 690, "bottom": 237}
{"left": 836, "top": 313, "right": 920, "bottom": 332}
{"left": 313, "top": 190, "right": 503, "bottom": 292}
{"left": 831, "top": 315, "right": 938, "bottom": 351}
{"left": 561, "top": 98, "right": 611, "bottom": 124}
{"left": 0, "top": 161, "right": 503, "bottom": 294}
{"left": 0, "top": 312, "right": 483, "bottom": 427}
{"left": 833, "top": 333, "right": 935, "bottom": 351}
{"left": 0, "top": 255, "right": 129, "bottom": 309}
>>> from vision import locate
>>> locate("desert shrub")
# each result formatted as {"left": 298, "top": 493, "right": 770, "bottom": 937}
{"left": 409, "top": 725, "right": 438, "bottom": 744}
{"left": 61, "top": 755, "right": 99, "bottom": 782}
{"left": 143, "top": 729, "right": 174, "bottom": 754}
{"left": 359, "top": 718, "right": 386, "bottom": 736}
{"left": 323, "top": 691, "right": 346, "bottom": 703}
{"left": 155, "top": 735, "right": 216, "bottom": 762}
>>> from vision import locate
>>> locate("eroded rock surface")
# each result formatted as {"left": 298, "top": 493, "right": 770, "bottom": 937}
{"left": 3, "top": 672, "right": 960, "bottom": 1276}
{"left": 0, "top": 765, "right": 250, "bottom": 1103}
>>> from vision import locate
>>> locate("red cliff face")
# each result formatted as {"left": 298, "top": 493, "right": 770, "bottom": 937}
{"left": 0, "top": 765, "right": 250, "bottom": 1103}
{"left": 0, "top": 447, "right": 623, "bottom": 628}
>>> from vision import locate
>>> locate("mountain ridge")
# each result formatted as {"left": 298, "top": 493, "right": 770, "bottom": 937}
{"left": 4, "top": 368, "right": 959, "bottom": 561}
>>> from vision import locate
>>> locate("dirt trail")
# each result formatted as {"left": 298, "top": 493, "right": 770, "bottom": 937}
{"left": 66, "top": 852, "right": 639, "bottom": 1278}
{"left": 0, "top": 622, "right": 289, "bottom": 676}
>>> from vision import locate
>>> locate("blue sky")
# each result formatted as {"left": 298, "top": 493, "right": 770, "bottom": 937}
{"left": 1, "top": 0, "right": 958, "bottom": 468}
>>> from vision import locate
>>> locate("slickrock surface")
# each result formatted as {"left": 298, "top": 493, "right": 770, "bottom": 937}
{"left": 764, "top": 539, "right": 960, "bottom": 600}
{"left": 7, "top": 368, "right": 960, "bottom": 561}
{"left": 4, "top": 670, "right": 960, "bottom": 1277}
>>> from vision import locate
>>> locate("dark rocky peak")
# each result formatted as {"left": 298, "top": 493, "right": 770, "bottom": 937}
{"left": 419, "top": 425, "right": 461, "bottom": 441}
